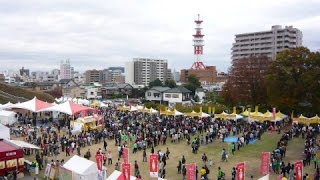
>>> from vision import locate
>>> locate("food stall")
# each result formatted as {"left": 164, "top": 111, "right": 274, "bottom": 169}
{"left": 0, "top": 139, "right": 24, "bottom": 176}
{"left": 71, "top": 116, "right": 103, "bottom": 132}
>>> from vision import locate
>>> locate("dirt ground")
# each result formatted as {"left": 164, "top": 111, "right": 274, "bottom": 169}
{"left": 19, "top": 130, "right": 316, "bottom": 180}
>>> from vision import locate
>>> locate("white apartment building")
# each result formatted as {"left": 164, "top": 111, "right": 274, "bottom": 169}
{"left": 125, "top": 58, "right": 168, "bottom": 86}
{"left": 232, "top": 25, "right": 303, "bottom": 60}
{"left": 60, "top": 59, "right": 72, "bottom": 80}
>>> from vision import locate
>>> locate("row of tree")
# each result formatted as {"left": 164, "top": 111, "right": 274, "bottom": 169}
{"left": 222, "top": 47, "right": 320, "bottom": 114}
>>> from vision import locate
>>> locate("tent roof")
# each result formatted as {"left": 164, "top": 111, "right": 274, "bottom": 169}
{"left": 7, "top": 139, "right": 40, "bottom": 149}
{"left": 63, "top": 155, "right": 97, "bottom": 175}
{"left": 0, "top": 110, "right": 16, "bottom": 116}
{"left": 40, "top": 101, "right": 94, "bottom": 115}
{"left": 107, "top": 170, "right": 137, "bottom": 180}
{"left": 10, "top": 97, "right": 53, "bottom": 112}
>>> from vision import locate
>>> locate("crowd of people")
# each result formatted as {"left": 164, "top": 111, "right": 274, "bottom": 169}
{"left": 6, "top": 105, "right": 320, "bottom": 179}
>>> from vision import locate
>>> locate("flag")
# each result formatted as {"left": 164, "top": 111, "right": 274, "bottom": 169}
{"left": 255, "top": 106, "right": 259, "bottom": 113}
{"left": 237, "top": 162, "right": 245, "bottom": 180}
{"left": 212, "top": 107, "right": 215, "bottom": 114}
{"left": 208, "top": 107, "right": 212, "bottom": 114}
{"left": 233, "top": 106, "right": 236, "bottom": 114}
{"left": 122, "top": 163, "right": 130, "bottom": 180}
{"left": 260, "top": 152, "right": 270, "bottom": 175}
{"left": 150, "top": 154, "right": 159, "bottom": 177}
{"left": 200, "top": 107, "right": 202, "bottom": 113}
{"left": 272, "top": 108, "right": 276, "bottom": 120}
{"left": 248, "top": 108, "right": 251, "bottom": 113}
{"left": 295, "top": 160, "right": 303, "bottom": 180}
{"left": 291, "top": 111, "right": 294, "bottom": 119}
{"left": 96, "top": 154, "right": 103, "bottom": 171}
{"left": 242, "top": 107, "right": 245, "bottom": 112}
{"left": 187, "top": 163, "right": 196, "bottom": 180}
{"left": 123, "top": 147, "right": 129, "bottom": 164}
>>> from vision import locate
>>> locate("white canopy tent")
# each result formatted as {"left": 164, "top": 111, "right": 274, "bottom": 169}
{"left": 0, "top": 124, "right": 10, "bottom": 139}
{"left": 1, "top": 102, "right": 14, "bottom": 109}
{"left": 39, "top": 101, "right": 94, "bottom": 116}
{"left": 62, "top": 155, "right": 99, "bottom": 180}
{"left": 107, "top": 170, "right": 137, "bottom": 180}
{"left": 8, "top": 97, "right": 53, "bottom": 112}
{"left": 7, "top": 139, "right": 41, "bottom": 149}
{"left": 0, "top": 110, "right": 17, "bottom": 125}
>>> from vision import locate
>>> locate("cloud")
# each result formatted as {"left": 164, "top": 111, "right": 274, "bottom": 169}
{"left": 0, "top": 0, "right": 319, "bottom": 73}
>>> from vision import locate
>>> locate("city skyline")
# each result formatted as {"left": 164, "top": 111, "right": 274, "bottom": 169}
{"left": 0, "top": 0, "right": 319, "bottom": 72}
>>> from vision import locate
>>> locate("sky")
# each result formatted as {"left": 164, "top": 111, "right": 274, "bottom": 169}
{"left": 0, "top": 0, "right": 319, "bottom": 73}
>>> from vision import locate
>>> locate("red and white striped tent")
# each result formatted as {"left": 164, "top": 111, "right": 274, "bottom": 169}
{"left": 39, "top": 100, "right": 94, "bottom": 115}
{"left": 9, "top": 97, "right": 53, "bottom": 112}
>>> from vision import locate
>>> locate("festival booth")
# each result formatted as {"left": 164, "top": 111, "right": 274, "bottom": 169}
{"left": 293, "top": 114, "right": 313, "bottom": 125}
{"left": 0, "top": 124, "right": 10, "bottom": 139}
{"left": 61, "top": 155, "right": 102, "bottom": 180}
{"left": 139, "top": 107, "right": 159, "bottom": 114}
{"left": 8, "top": 97, "right": 53, "bottom": 112}
{"left": 185, "top": 110, "right": 210, "bottom": 118}
{"left": 0, "top": 139, "right": 24, "bottom": 176}
{"left": 70, "top": 115, "right": 103, "bottom": 132}
{"left": 117, "top": 105, "right": 138, "bottom": 112}
{"left": 107, "top": 170, "right": 137, "bottom": 180}
{"left": 0, "top": 110, "right": 17, "bottom": 125}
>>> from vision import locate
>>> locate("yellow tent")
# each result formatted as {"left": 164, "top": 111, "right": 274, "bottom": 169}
{"left": 139, "top": 107, "right": 150, "bottom": 113}
{"left": 310, "top": 115, "right": 320, "bottom": 124}
{"left": 293, "top": 114, "right": 310, "bottom": 124}
{"left": 241, "top": 109, "right": 250, "bottom": 116}
{"left": 185, "top": 110, "right": 200, "bottom": 117}
{"left": 160, "top": 109, "right": 184, "bottom": 116}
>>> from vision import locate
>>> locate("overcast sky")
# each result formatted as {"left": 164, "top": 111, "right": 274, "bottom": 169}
{"left": 0, "top": 0, "right": 319, "bottom": 73}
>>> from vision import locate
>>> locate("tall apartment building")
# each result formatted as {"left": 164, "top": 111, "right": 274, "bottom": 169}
{"left": 125, "top": 58, "right": 168, "bottom": 86}
{"left": 231, "top": 25, "right": 302, "bottom": 61}
{"left": 60, "top": 60, "right": 73, "bottom": 80}
{"left": 85, "top": 69, "right": 102, "bottom": 84}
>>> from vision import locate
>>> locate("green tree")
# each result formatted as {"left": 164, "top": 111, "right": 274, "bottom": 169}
{"left": 164, "top": 80, "right": 177, "bottom": 88}
{"left": 266, "top": 47, "right": 320, "bottom": 114}
{"left": 149, "top": 79, "right": 163, "bottom": 88}
{"left": 206, "top": 91, "right": 225, "bottom": 104}
{"left": 183, "top": 74, "right": 201, "bottom": 94}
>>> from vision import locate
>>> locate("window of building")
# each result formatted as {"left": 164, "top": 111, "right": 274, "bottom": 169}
{"left": 154, "top": 93, "right": 160, "bottom": 97}
{"left": 147, "top": 92, "right": 151, "bottom": 96}
{"left": 172, "top": 94, "right": 179, "bottom": 98}
{"left": 165, "top": 94, "right": 171, "bottom": 98}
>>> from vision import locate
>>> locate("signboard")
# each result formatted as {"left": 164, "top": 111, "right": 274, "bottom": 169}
{"left": 150, "top": 154, "right": 159, "bottom": 177}
{"left": 122, "top": 163, "right": 130, "bottom": 180}
{"left": 123, "top": 148, "right": 129, "bottom": 164}
{"left": 0, "top": 161, "right": 5, "bottom": 169}
{"left": 260, "top": 152, "right": 270, "bottom": 175}
{"left": 295, "top": 160, "right": 303, "bottom": 180}
{"left": 18, "top": 158, "right": 24, "bottom": 166}
{"left": 96, "top": 154, "right": 103, "bottom": 171}
{"left": 237, "top": 162, "right": 245, "bottom": 180}
{"left": 44, "top": 164, "right": 51, "bottom": 178}
{"left": 6, "top": 159, "right": 17, "bottom": 168}
{"left": 187, "top": 163, "right": 196, "bottom": 180}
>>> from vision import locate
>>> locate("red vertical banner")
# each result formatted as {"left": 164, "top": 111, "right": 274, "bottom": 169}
{"left": 123, "top": 147, "right": 129, "bottom": 164}
{"left": 272, "top": 108, "right": 276, "bottom": 120}
{"left": 295, "top": 160, "right": 303, "bottom": 180}
{"left": 149, "top": 154, "right": 159, "bottom": 177}
{"left": 237, "top": 162, "right": 245, "bottom": 180}
{"left": 260, "top": 152, "right": 270, "bottom": 175}
{"left": 187, "top": 163, "right": 197, "bottom": 180}
{"left": 95, "top": 154, "right": 103, "bottom": 171}
{"left": 122, "top": 163, "right": 131, "bottom": 180}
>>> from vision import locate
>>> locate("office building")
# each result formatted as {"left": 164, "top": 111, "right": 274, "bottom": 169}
{"left": 231, "top": 25, "right": 303, "bottom": 60}
{"left": 125, "top": 58, "right": 168, "bottom": 86}
{"left": 85, "top": 69, "right": 102, "bottom": 84}
{"left": 19, "top": 67, "right": 30, "bottom": 77}
{"left": 180, "top": 66, "right": 218, "bottom": 84}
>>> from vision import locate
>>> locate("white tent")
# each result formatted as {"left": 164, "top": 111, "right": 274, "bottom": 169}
{"left": 107, "top": 170, "right": 137, "bottom": 180}
{"left": 62, "top": 155, "right": 99, "bottom": 180}
{"left": 0, "top": 124, "right": 10, "bottom": 139}
{"left": 0, "top": 110, "right": 17, "bottom": 125}
{"left": 7, "top": 139, "right": 41, "bottom": 149}
{"left": 100, "top": 102, "right": 108, "bottom": 107}
{"left": 39, "top": 101, "right": 94, "bottom": 115}
{"left": 1, "top": 102, "right": 14, "bottom": 109}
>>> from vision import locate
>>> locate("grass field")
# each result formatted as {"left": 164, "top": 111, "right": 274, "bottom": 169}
{"left": 20, "top": 129, "right": 317, "bottom": 180}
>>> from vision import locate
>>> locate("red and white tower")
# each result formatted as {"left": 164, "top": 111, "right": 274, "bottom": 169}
{"left": 191, "top": 14, "right": 206, "bottom": 70}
